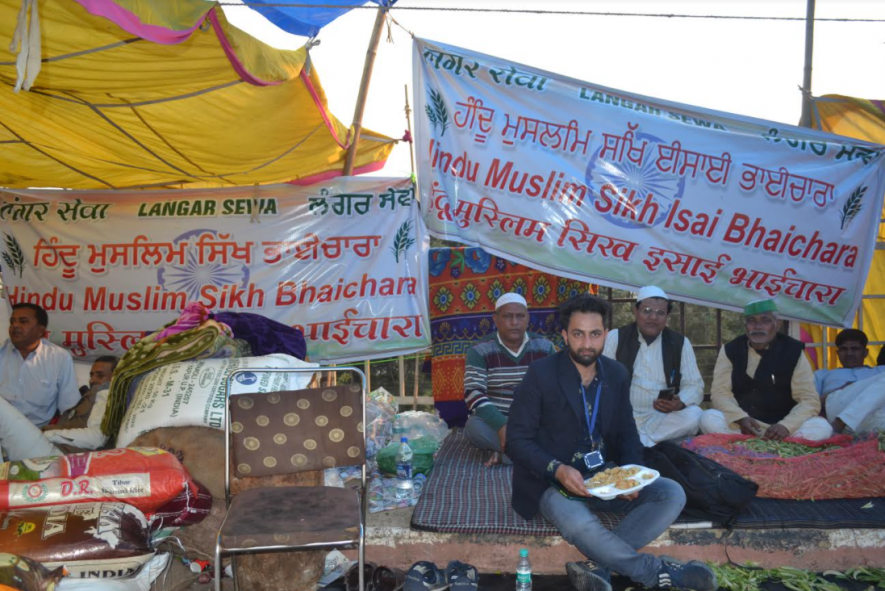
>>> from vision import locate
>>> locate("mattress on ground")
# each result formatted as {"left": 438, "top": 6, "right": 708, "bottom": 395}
{"left": 734, "top": 497, "right": 885, "bottom": 529}
{"left": 410, "top": 430, "right": 622, "bottom": 535}
{"left": 411, "top": 430, "right": 885, "bottom": 534}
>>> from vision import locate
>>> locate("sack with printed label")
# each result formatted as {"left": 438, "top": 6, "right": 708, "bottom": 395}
{"left": 116, "top": 354, "right": 317, "bottom": 447}
{"left": 0, "top": 503, "right": 154, "bottom": 581}
{"left": 0, "top": 448, "right": 194, "bottom": 516}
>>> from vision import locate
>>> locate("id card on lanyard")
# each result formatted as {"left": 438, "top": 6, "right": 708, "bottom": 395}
{"left": 580, "top": 381, "right": 602, "bottom": 441}
{"left": 580, "top": 381, "right": 604, "bottom": 470}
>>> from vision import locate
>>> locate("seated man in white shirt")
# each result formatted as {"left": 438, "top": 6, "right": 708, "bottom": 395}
{"left": 815, "top": 329, "right": 885, "bottom": 434}
{"left": 602, "top": 286, "right": 705, "bottom": 447}
{"left": 0, "top": 356, "right": 117, "bottom": 461}
{"left": 0, "top": 303, "right": 80, "bottom": 427}
{"left": 43, "top": 355, "right": 118, "bottom": 453}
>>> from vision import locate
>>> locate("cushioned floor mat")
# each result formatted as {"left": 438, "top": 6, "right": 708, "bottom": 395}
{"left": 411, "top": 430, "right": 885, "bottom": 534}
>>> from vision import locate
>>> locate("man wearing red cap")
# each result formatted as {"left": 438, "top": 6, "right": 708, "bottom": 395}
{"left": 464, "top": 292, "right": 556, "bottom": 465}
{"left": 701, "top": 299, "right": 832, "bottom": 440}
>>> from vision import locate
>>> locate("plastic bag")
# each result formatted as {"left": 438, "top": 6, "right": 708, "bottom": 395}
{"left": 365, "top": 388, "right": 398, "bottom": 459}
{"left": 376, "top": 436, "right": 439, "bottom": 476}
{"left": 396, "top": 411, "right": 449, "bottom": 446}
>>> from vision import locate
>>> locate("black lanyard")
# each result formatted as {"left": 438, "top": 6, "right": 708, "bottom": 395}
{"left": 580, "top": 381, "right": 602, "bottom": 438}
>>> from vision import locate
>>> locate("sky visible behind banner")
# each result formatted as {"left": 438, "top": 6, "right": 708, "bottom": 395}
{"left": 0, "top": 178, "right": 429, "bottom": 363}
{"left": 225, "top": 1, "right": 885, "bottom": 179}
{"left": 414, "top": 38, "right": 885, "bottom": 327}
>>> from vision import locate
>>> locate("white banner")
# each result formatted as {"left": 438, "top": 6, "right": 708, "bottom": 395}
{"left": 414, "top": 38, "right": 885, "bottom": 327}
{"left": 0, "top": 177, "right": 429, "bottom": 362}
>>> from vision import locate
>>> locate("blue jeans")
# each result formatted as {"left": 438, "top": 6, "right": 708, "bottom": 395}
{"left": 539, "top": 477, "right": 686, "bottom": 587}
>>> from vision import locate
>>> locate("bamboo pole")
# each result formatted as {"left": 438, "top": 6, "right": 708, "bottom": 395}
{"left": 343, "top": 5, "right": 388, "bottom": 175}
{"left": 365, "top": 359, "right": 371, "bottom": 392}
{"left": 413, "top": 354, "right": 420, "bottom": 410}
{"left": 404, "top": 84, "right": 416, "bottom": 185}
{"left": 398, "top": 355, "right": 406, "bottom": 401}
{"left": 799, "top": 0, "right": 815, "bottom": 128}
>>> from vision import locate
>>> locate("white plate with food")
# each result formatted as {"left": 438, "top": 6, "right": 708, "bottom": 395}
{"left": 583, "top": 464, "right": 660, "bottom": 500}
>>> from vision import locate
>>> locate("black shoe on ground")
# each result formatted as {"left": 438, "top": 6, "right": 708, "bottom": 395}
{"left": 566, "top": 561, "right": 613, "bottom": 591}
{"left": 444, "top": 561, "right": 478, "bottom": 591}
{"left": 404, "top": 561, "right": 449, "bottom": 591}
{"left": 656, "top": 557, "right": 717, "bottom": 591}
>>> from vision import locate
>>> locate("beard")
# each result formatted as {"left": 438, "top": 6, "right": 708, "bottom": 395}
{"left": 567, "top": 345, "right": 599, "bottom": 367}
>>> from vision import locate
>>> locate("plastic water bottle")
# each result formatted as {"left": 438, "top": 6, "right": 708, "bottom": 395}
{"left": 392, "top": 414, "right": 404, "bottom": 445}
{"left": 413, "top": 473, "right": 427, "bottom": 496}
{"left": 516, "top": 548, "right": 532, "bottom": 591}
{"left": 395, "top": 437, "right": 414, "bottom": 500}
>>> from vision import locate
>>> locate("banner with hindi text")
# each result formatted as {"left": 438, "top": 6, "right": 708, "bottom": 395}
{"left": 414, "top": 38, "right": 885, "bottom": 327}
{"left": 0, "top": 177, "right": 429, "bottom": 362}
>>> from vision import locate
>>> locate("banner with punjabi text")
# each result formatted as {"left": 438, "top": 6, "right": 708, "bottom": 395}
{"left": 0, "top": 177, "right": 429, "bottom": 362}
{"left": 414, "top": 38, "right": 885, "bottom": 327}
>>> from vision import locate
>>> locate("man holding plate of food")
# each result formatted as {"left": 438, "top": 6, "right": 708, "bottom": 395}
{"left": 507, "top": 293, "right": 717, "bottom": 591}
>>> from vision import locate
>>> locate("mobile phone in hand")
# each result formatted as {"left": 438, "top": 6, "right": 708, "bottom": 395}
{"left": 657, "top": 387, "right": 676, "bottom": 401}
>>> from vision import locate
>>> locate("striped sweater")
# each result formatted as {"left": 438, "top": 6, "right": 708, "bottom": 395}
{"left": 464, "top": 332, "right": 556, "bottom": 431}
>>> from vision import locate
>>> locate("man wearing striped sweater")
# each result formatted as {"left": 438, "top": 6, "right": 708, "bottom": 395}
{"left": 464, "top": 293, "right": 556, "bottom": 465}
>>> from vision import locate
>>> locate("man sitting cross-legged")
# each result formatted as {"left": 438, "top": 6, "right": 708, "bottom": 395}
{"left": 0, "top": 357, "right": 118, "bottom": 461}
{"left": 815, "top": 329, "right": 885, "bottom": 434}
{"left": 507, "top": 293, "right": 717, "bottom": 591}
{"left": 463, "top": 292, "right": 556, "bottom": 465}
{"left": 602, "top": 285, "right": 705, "bottom": 447}
{"left": 701, "top": 299, "right": 832, "bottom": 441}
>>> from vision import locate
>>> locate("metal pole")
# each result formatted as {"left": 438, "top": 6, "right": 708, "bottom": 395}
{"left": 799, "top": 0, "right": 816, "bottom": 127}
{"left": 343, "top": 6, "right": 388, "bottom": 175}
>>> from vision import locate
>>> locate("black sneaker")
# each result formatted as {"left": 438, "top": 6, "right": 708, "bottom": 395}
{"left": 405, "top": 561, "right": 449, "bottom": 591}
{"left": 657, "top": 558, "right": 717, "bottom": 591}
{"left": 444, "top": 561, "right": 478, "bottom": 591}
{"left": 566, "top": 561, "right": 612, "bottom": 591}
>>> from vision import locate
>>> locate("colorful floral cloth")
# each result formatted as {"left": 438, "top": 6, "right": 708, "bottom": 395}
{"left": 429, "top": 247, "right": 593, "bottom": 426}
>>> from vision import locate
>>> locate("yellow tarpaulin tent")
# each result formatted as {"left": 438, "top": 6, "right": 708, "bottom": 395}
{"left": 803, "top": 95, "right": 885, "bottom": 368}
{"left": 0, "top": 0, "right": 395, "bottom": 189}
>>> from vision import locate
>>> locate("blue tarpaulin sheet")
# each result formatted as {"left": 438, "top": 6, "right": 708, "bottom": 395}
{"left": 245, "top": 0, "right": 395, "bottom": 37}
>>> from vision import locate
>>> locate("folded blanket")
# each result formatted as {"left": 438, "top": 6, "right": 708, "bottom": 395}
{"left": 212, "top": 311, "right": 307, "bottom": 360}
{"left": 101, "top": 319, "right": 247, "bottom": 437}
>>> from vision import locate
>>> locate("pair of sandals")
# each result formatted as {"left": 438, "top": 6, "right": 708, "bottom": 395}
{"left": 405, "top": 560, "right": 478, "bottom": 591}
{"left": 344, "top": 561, "right": 406, "bottom": 591}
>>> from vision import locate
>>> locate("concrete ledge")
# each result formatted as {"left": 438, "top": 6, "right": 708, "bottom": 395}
{"left": 357, "top": 508, "right": 885, "bottom": 573}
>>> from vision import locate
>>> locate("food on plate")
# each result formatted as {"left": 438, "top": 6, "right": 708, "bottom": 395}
{"left": 642, "top": 473, "right": 655, "bottom": 480}
{"left": 585, "top": 466, "right": 643, "bottom": 489}
{"left": 615, "top": 478, "right": 639, "bottom": 490}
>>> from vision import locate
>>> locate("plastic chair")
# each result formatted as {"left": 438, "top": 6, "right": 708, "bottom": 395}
{"left": 215, "top": 367, "right": 367, "bottom": 591}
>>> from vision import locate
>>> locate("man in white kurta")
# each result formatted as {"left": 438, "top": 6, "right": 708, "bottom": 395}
{"left": 815, "top": 329, "right": 885, "bottom": 434}
{"left": 603, "top": 286, "right": 705, "bottom": 447}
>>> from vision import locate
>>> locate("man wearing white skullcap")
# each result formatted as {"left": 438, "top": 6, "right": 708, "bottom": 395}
{"left": 464, "top": 292, "right": 556, "bottom": 465}
{"left": 602, "top": 286, "right": 705, "bottom": 446}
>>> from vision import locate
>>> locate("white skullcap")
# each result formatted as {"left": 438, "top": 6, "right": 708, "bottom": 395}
{"left": 636, "top": 285, "right": 669, "bottom": 303}
{"left": 495, "top": 292, "right": 528, "bottom": 310}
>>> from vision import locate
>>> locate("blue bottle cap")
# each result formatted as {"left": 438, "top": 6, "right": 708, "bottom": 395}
{"left": 401, "top": 437, "right": 408, "bottom": 443}
{"left": 520, "top": 548, "right": 528, "bottom": 557}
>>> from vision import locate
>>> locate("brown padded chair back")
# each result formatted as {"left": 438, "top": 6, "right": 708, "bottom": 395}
{"left": 230, "top": 384, "right": 364, "bottom": 478}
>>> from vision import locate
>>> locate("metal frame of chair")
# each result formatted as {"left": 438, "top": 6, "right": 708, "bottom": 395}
{"left": 214, "top": 367, "right": 367, "bottom": 591}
